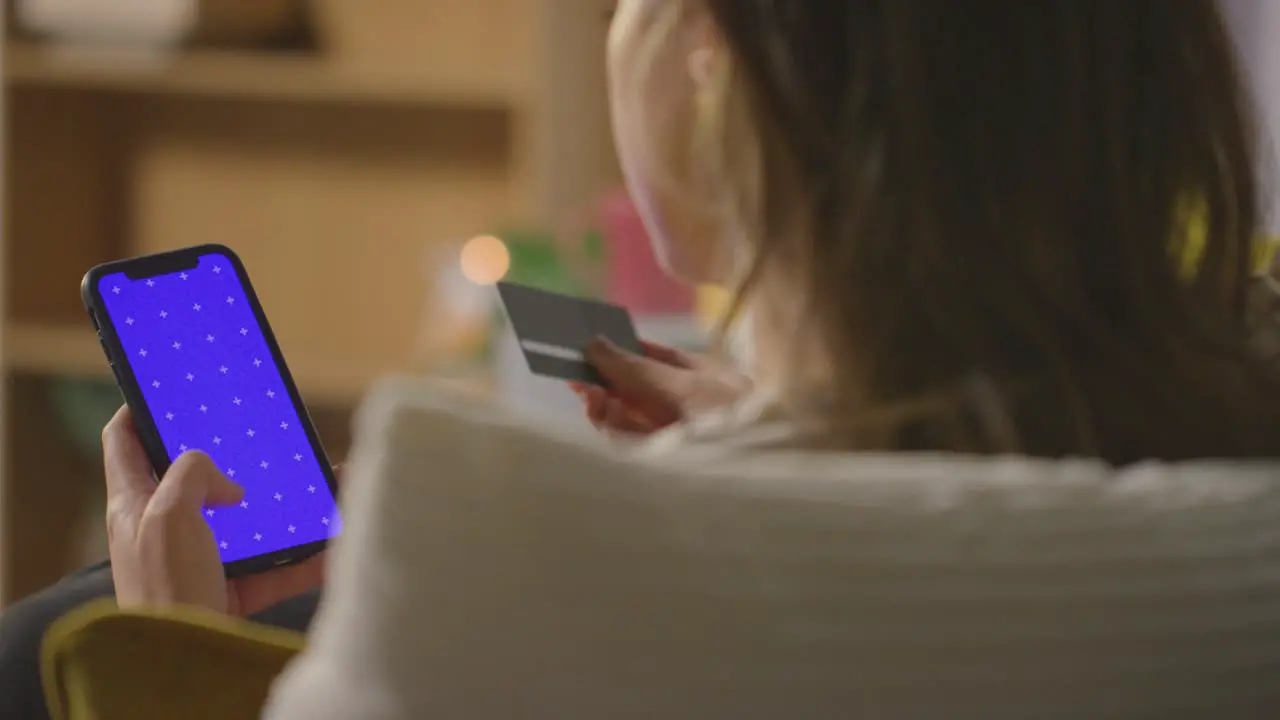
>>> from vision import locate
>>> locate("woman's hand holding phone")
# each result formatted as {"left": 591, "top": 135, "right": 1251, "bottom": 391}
{"left": 103, "top": 406, "right": 331, "bottom": 616}
{"left": 574, "top": 339, "right": 750, "bottom": 435}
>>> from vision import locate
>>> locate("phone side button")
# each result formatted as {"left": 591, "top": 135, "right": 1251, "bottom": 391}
{"left": 97, "top": 334, "right": 117, "bottom": 370}
{"left": 107, "top": 359, "right": 124, "bottom": 386}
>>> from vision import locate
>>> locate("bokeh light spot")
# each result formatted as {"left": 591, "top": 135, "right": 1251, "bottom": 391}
{"left": 458, "top": 235, "right": 510, "bottom": 285}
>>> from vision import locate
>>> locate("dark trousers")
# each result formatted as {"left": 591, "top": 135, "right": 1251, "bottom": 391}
{"left": 0, "top": 561, "right": 320, "bottom": 720}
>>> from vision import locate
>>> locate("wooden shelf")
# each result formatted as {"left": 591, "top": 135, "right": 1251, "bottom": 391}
{"left": 3, "top": 322, "right": 375, "bottom": 405}
{"left": 3, "top": 42, "right": 525, "bottom": 109}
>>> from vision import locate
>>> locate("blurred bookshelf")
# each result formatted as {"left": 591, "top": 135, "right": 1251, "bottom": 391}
{"left": 0, "top": 0, "right": 618, "bottom": 604}
{"left": 4, "top": 42, "right": 526, "bottom": 108}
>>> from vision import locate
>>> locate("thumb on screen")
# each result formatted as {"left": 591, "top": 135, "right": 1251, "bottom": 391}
{"left": 149, "top": 450, "right": 244, "bottom": 515}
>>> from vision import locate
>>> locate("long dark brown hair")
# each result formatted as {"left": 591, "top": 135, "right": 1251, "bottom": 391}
{"left": 701, "top": 0, "right": 1280, "bottom": 463}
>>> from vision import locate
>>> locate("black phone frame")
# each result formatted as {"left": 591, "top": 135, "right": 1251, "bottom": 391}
{"left": 81, "top": 243, "right": 340, "bottom": 578}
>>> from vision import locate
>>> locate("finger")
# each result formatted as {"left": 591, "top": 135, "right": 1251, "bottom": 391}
{"left": 621, "top": 404, "right": 661, "bottom": 433}
{"left": 580, "top": 386, "right": 609, "bottom": 425}
{"left": 611, "top": 402, "right": 660, "bottom": 434}
{"left": 586, "top": 338, "right": 683, "bottom": 422}
{"left": 598, "top": 397, "right": 659, "bottom": 434}
{"left": 102, "top": 405, "right": 159, "bottom": 499}
{"left": 585, "top": 392, "right": 620, "bottom": 431}
{"left": 581, "top": 383, "right": 662, "bottom": 432}
{"left": 327, "top": 463, "right": 345, "bottom": 498}
{"left": 574, "top": 383, "right": 611, "bottom": 410}
{"left": 640, "top": 340, "right": 696, "bottom": 369}
{"left": 148, "top": 451, "right": 244, "bottom": 516}
{"left": 583, "top": 385, "right": 608, "bottom": 407}
{"left": 585, "top": 397, "right": 608, "bottom": 426}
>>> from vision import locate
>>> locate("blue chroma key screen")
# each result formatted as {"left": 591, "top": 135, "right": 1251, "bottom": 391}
{"left": 96, "top": 251, "right": 341, "bottom": 562}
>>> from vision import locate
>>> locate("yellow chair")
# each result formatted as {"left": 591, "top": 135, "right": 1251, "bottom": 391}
{"left": 42, "top": 600, "right": 303, "bottom": 720}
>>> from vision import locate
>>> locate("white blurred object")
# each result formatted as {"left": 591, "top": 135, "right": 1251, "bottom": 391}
{"left": 15, "top": 0, "right": 196, "bottom": 47}
{"left": 415, "top": 242, "right": 496, "bottom": 374}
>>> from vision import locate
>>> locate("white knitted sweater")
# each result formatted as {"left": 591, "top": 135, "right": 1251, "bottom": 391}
{"left": 264, "top": 377, "right": 1280, "bottom": 719}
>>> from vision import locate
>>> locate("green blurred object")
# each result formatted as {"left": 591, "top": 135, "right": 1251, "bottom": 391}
{"left": 498, "top": 228, "right": 603, "bottom": 296}
{"left": 486, "top": 227, "right": 606, "bottom": 361}
{"left": 50, "top": 377, "right": 123, "bottom": 459}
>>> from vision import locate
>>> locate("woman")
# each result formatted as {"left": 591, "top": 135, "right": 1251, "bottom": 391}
{"left": 22, "top": 0, "right": 1280, "bottom": 716}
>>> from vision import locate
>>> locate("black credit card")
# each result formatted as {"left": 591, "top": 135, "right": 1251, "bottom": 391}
{"left": 496, "top": 282, "right": 642, "bottom": 386}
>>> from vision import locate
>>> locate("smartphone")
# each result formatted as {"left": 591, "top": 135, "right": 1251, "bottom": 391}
{"left": 82, "top": 244, "right": 342, "bottom": 577}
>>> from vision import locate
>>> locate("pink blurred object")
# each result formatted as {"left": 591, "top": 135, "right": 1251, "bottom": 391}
{"left": 600, "top": 189, "right": 695, "bottom": 315}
